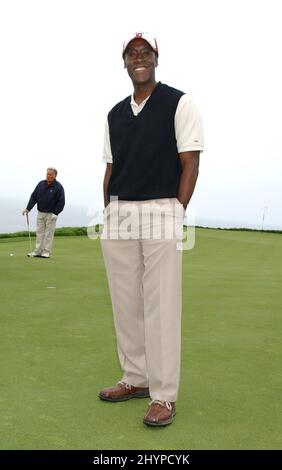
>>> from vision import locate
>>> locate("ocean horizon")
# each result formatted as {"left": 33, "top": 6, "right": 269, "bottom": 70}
{"left": 0, "top": 198, "right": 281, "bottom": 234}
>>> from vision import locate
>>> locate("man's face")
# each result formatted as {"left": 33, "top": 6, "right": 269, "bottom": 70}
{"left": 124, "top": 38, "right": 158, "bottom": 86}
{"left": 46, "top": 170, "right": 56, "bottom": 184}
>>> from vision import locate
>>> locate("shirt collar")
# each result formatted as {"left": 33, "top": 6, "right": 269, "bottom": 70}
{"left": 45, "top": 180, "right": 55, "bottom": 187}
{"left": 130, "top": 93, "right": 151, "bottom": 108}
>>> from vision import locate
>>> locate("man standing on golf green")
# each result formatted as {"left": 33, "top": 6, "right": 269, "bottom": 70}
{"left": 22, "top": 167, "right": 65, "bottom": 258}
{"left": 99, "top": 33, "right": 204, "bottom": 426}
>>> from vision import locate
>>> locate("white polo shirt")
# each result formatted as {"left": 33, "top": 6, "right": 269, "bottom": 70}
{"left": 102, "top": 92, "right": 204, "bottom": 163}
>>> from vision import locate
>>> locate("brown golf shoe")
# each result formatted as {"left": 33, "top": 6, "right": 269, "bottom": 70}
{"left": 143, "top": 400, "right": 176, "bottom": 426}
{"left": 99, "top": 381, "right": 150, "bottom": 402}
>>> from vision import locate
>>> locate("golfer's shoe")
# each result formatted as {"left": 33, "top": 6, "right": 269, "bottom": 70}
{"left": 27, "top": 252, "right": 40, "bottom": 257}
{"left": 99, "top": 381, "right": 150, "bottom": 402}
{"left": 41, "top": 252, "right": 50, "bottom": 258}
{"left": 143, "top": 400, "right": 176, "bottom": 427}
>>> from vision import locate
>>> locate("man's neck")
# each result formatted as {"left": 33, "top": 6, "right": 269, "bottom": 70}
{"left": 133, "top": 81, "right": 157, "bottom": 105}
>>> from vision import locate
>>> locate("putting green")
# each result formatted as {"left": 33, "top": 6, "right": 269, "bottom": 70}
{"left": 0, "top": 229, "right": 281, "bottom": 449}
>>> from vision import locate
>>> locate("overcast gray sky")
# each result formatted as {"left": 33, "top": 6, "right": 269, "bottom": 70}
{"left": 1, "top": 0, "right": 281, "bottom": 230}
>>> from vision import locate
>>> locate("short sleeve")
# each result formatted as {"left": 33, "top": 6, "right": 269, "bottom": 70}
{"left": 175, "top": 95, "right": 204, "bottom": 153}
{"left": 102, "top": 119, "right": 113, "bottom": 163}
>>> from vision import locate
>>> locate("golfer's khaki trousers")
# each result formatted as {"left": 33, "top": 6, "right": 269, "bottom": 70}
{"left": 35, "top": 211, "right": 58, "bottom": 255}
{"left": 100, "top": 198, "right": 184, "bottom": 402}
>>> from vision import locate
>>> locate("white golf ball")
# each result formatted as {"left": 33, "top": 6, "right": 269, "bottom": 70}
{"left": 10, "top": 253, "right": 14, "bottom": 256}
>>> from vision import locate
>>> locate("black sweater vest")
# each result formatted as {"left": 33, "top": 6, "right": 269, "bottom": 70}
{"left": 108, "top": 82, "right": 184, "bottom": 201}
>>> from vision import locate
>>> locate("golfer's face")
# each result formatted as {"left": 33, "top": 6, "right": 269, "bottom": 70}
{"left": 124, "top": 38, "right": 157, "bottom": 86}
{"left": 46, "top": 170, "right": 56, "bottom": 184}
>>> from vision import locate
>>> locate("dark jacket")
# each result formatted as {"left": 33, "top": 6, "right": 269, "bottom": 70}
{"left": 27, "top": 180, "right": 65, "bottom": 215}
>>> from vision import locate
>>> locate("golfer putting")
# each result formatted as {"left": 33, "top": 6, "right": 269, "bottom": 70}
{"left": 22, "top": 167, "right": 65, "bottom": 258}
{"left": 99, "top": 32, "right": 204, "bottom": 426}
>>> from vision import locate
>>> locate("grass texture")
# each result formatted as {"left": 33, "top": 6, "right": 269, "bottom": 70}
{"left": 0, "top": 229, "right": 281, "bottom": 449}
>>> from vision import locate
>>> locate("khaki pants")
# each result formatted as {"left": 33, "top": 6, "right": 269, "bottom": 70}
{"left": 34, "top": 211, "right": 58, "bottom": 255}
{"left": 100, "top": 198, "right": 183, "bottom": 402}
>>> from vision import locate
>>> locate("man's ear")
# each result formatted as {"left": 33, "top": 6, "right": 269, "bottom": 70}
{"left": 124, "top": 60, "right": 127, "bottom": 69}
{"left": 154, "top": 52, "right": 158, "bottom": 67}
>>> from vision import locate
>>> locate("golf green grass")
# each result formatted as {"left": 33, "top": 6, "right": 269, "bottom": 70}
{"left": 0, "top": 229, "right": 281, "bottom": 450}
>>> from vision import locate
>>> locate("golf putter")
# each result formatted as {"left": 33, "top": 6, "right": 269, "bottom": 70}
{"left": 26, "top": 213, "right": 33, "bottom": 254}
